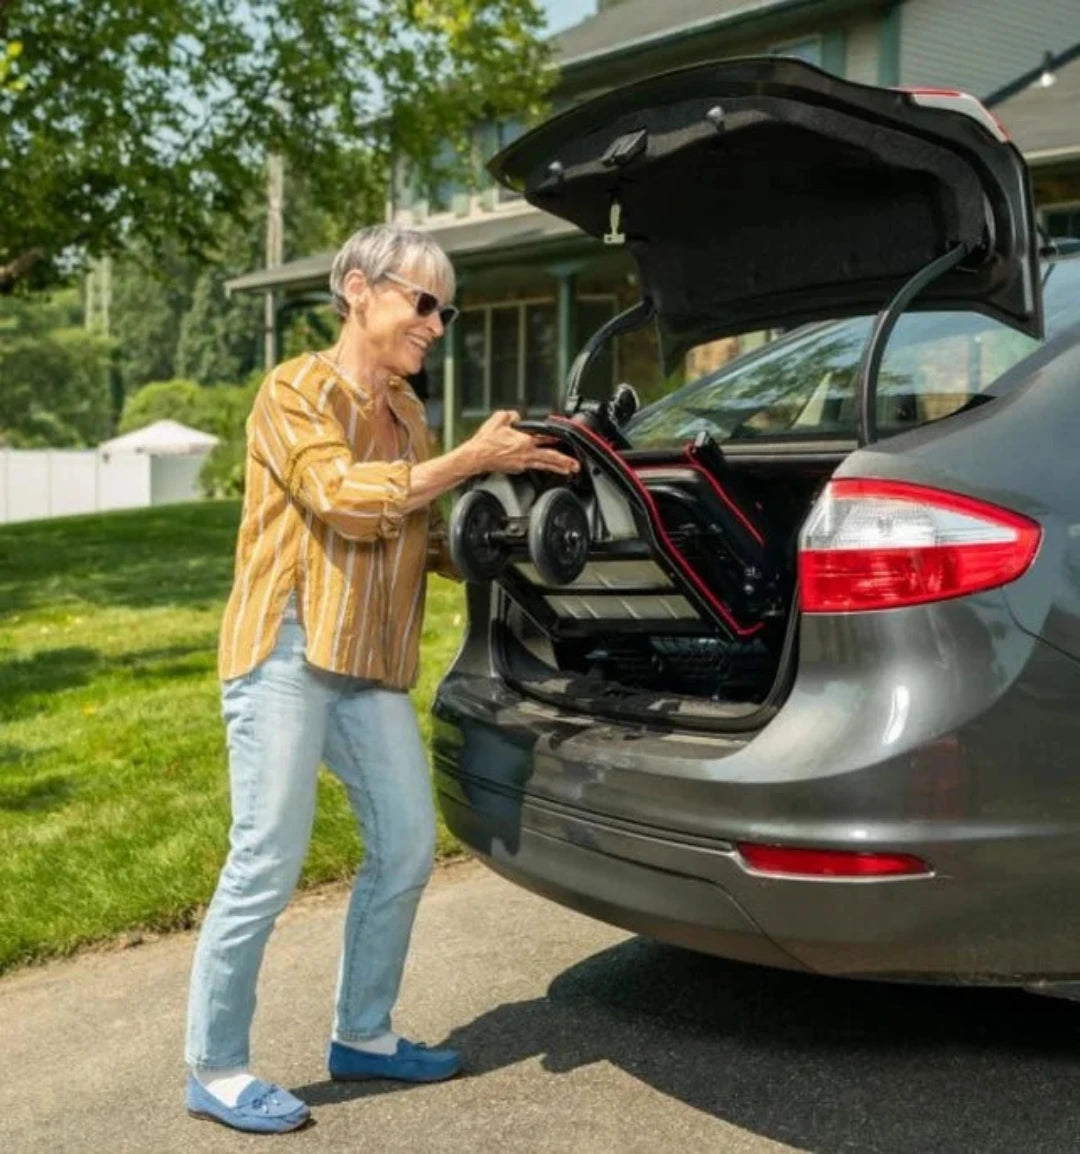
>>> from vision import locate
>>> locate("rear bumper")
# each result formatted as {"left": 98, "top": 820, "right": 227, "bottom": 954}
{"left": 439, "top": 778, "right": 807, "bottom": 972}
{"left": 433, "top": 600, "right": 1080, "bottom": 982}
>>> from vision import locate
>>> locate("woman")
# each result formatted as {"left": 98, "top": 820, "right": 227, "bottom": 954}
{"left": 184, "top": 224, "right": 578, "bottom": 1133}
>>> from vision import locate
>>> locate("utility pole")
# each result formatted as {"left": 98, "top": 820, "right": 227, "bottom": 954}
{"left": 265, "top": 153, "right": 284, "bottom": 369}
{"left": 85, "top": 256, "right": 112, "bottom": 336}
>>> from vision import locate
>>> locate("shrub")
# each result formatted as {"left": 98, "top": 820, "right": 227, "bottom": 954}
{"left": 118, "top": 377, "right": 258, "bottom": 440}
{"left": 119, "top": 375, "right": 262, "bottom": 498}
{"left": 118, "top": 379, "right": 206, "bottom": 434}
{"left": 200, "top": 435, "right": 248, "bottom": 498}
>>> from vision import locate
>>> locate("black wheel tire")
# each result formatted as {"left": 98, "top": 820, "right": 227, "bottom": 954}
{"left": 449, "top": 489, "right": 511, "bottom": 583}
{"left": 528, "top": 487, "right": 590, "bottom": 586}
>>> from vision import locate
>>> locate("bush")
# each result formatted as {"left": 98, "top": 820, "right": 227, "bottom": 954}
{"left": 118, "top": 377, "right": 256, "bottom": 439}
{"left": 200, "top": 436, "right": 248, "bottom": 498}
{"left": 119, "top": 374, "right": 262, "bottom": 498}
{"left": 118, "top": 379, "right": 204, "bottom": 433}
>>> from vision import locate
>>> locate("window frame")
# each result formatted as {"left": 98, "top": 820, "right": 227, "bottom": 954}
{"left": 1041, "top": 201, "right": 1080, "bottom": 241}
{"left": 494, "top": 118, "right": 527, "bottom": 206}
{"left": 389, "top": 118, "right": 542, "bottom": 226}
{"left": 458, "top": 293, "right": 619, "bottom": 418}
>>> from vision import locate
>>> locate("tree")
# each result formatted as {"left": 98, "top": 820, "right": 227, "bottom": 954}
{"left": 175, "top": 268, "right": 264, "bottom": 386}
{"left": 0, "top": 290, "right": 114, "bottom": 446}
{"left": 109, "top": 244, "right": 198, "bottom": 397}
{"left": 0, "top": 0, "right": 551, "bottom": 293}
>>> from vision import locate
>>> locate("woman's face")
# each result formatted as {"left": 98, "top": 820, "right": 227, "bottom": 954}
{"left": 346, "top": 265, "right": 449, "bottom": 379}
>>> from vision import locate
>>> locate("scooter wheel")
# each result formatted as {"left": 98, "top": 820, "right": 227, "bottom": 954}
{"left": 449, "top": 489, "right": 511, "bottom": 583}
{"left": 528, "top": 487, "right": 590, "bottom": 586}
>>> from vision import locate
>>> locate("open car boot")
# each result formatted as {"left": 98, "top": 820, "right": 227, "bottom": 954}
{"left": 448, "top": 55, "right": 1040, "bottom": 730}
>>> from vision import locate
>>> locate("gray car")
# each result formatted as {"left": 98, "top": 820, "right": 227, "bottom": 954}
{"left": 433, "top": 57, "right": 1080, "bottom": 992}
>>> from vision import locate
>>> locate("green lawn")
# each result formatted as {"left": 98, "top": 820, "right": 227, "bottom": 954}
{"left": 0, "top": 501, "right": 466, "bottom": 974}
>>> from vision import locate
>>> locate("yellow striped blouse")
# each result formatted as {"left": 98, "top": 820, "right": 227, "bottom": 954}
{"left": 218, "top": 351, "right": 454, "bottom": 688}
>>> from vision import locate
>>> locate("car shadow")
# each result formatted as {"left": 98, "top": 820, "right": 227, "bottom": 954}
{"left": 297, "top": 937, "right": 1080, "bottom": 1153}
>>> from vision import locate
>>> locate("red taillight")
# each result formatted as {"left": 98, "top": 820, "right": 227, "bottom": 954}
{"left": 799, "top": 479, "right": 1041, "bottom": 613}
{"left": 736, "top": 843, "right": 931, "bottom": 878}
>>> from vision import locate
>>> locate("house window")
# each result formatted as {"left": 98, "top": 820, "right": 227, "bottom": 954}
{"left": 426, "top": 143, "right": 458, "bottom": 216}
{"left": 490, "top": 306, "right": 521, "bottom": 407}
{"left": 460, "top": 310, "right": 487, "bottom": 410}
{"left": 390, "top": 157, "right": 413, "bottom": 219}
{"left": 426, "top": 139, "right": 471, "bottom": 217}
{"left": 393, "top": 116, "right": 529, "bottom": 222}
{"left": 770, "top": 36, "right": 822, "bottom": 66}
{"left": 495, "top": 119, "right": 526, "bottom": 204}
{"left": 1044, "top": 205, "right": 1080, "bottom": 240}
{"left": 524, "top": 301, "right": 558, "bottom": 407}
{"left": 576, "top": 296, "right": 617, "bottom": 398}
{"left": 459, "top": 295, "right": 618, "bottom": 415}
{"left": 407, "top": 354, "right": 444, "bottom": 439}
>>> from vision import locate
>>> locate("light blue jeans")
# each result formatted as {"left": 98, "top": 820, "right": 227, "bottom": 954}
{"left": 185, "top": 608, "right": 436, "bottom": 1072}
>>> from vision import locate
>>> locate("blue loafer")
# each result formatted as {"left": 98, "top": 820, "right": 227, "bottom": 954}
{"left": 328, "top": 1038, "right": 462, "bottom": 1083}
{"left": 186, "top": 1075, "right": 311, "bottom": 1133}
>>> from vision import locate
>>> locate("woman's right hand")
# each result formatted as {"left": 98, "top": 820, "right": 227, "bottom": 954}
{"left": 465, "top": 411, "right": 579, "bottom": 477}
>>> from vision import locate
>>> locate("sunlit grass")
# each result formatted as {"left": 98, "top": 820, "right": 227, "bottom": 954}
{"left": 0, "top": 501, "right": 465, "bottom": 973}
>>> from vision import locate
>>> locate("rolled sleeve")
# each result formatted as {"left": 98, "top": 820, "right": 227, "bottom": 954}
{"left": 252, "top": 367, "right": 412, "bottom": 543}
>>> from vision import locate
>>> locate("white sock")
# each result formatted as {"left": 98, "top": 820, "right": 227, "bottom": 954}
{"left": 197, "top": 1069, "right": 258, "bottom": 1108}
{"left": 335, "top": 1030, "right": 401, "bottom": 1056}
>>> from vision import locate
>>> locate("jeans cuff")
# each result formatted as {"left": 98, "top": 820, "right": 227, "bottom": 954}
{"left": 332, "top": 1029, "right": 390, "bottom": 1044}
{"left": 187, "top": 1056, "right": 251, "bottom": 1074}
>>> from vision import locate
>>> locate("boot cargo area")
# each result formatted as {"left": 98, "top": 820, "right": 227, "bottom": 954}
{"left": 496, "top": 447, "right": 840, "bottom": 729}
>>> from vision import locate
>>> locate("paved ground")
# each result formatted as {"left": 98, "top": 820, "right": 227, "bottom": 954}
{"left": 4, "top": 860, "right": 1080, "bottom": 1154}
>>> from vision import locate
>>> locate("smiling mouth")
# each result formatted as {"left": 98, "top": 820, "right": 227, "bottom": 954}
{"left": 407, "top": 335, "right": 431, "bottom": 355}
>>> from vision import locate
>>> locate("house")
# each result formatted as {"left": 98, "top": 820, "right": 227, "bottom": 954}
{"left": 226, "top": 0, "right": 1080, "bottom": 448}
{"left": 986, "top": 43, "right": 1080, "bottom": 234}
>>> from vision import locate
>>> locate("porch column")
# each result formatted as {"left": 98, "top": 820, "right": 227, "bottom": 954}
{"left": 263, "top": 290, "right": 279, "bottom": 370}
{"left": 442, "top": 313, "right": 459, "bottom": 452}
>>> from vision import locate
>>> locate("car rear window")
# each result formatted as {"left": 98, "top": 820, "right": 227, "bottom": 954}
{"left": 626, "top": 257, "right": 1080, "bottom": 446}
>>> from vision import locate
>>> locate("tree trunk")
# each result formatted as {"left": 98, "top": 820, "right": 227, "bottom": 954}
{"left": 0, "top": 248, "right": 45, "bottom": 293}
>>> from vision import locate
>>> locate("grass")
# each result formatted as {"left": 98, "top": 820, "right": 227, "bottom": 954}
{"left": 0, "top": 501, "right": 466, "bottom": 974}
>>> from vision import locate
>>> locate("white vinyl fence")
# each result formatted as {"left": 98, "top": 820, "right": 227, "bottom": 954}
{"left": 0, "top": 448, "right": 211, "bottom": 525}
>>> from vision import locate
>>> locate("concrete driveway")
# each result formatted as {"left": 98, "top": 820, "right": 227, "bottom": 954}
{"left": 2, "top": 859, "right": 1080, "bottom": 1153}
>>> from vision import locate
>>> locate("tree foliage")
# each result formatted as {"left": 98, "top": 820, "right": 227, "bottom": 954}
{"left": 0, "top": 0, "right": 550, "bottom": 292}
{"left": 108, "top": 242, "right": 199, "bottom": 397}
{"left": 175, "top": 271, "right": 264, "bottom": 386}
{"left": 105, "top": 167, "right": 339, "bottom": 400}
{"left": 117, "top": 376, "right": 261, "bottom": 438}
{"left": 0, "top": 290, "right": 114, "bottom": 446}
{"left": 118, "top": 375, "right": 262, "bottom": 498}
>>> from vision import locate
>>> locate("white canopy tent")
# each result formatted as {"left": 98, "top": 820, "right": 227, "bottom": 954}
{"left": 98, "top": 420, "right": 219, "bottom": 456}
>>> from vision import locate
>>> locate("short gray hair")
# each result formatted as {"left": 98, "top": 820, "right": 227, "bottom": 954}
{"left": 328, "top": 224, "right": 456, "bottom": 319}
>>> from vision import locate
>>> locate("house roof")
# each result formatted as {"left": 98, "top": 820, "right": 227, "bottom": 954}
{"left": 553, "top": 0, "right": 845, "bottom": 70}
{"left": 993, "top": 51, "right": 1080, "bottom": 164}
{"left": 98, "top": 420, "right": 219, "bottom": 455}
{"left": 225, "top": 209, "right": 585, "bottom": 296}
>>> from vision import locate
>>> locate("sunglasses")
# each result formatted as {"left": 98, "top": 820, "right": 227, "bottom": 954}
{"left": 382, "top": 271, "right": 459, "bottom": 328}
